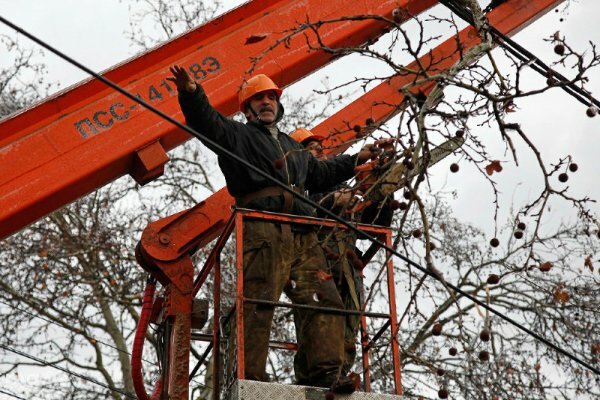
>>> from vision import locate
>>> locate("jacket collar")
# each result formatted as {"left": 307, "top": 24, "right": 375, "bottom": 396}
{"left": 248, "top": 120, "right": 280, "bottom": 136}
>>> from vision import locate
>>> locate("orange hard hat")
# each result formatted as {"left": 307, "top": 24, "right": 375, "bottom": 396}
{"left": 238, "top": 74, "right": 283, "bottom": 112}
{"left": 290, "top": 127, "right": 324, "bottom": 145}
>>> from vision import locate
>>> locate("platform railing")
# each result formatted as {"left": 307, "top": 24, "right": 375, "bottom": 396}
{"left": 188, "top": 208, "right": 401, "bottom": 398}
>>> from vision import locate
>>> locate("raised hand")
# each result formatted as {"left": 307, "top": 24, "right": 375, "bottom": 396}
{"left": 167, "top": 65, "right": 197, "bottom": 93}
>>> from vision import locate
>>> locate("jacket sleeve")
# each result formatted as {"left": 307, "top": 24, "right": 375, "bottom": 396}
{"left": 177, "top": 85, "right": 239, "bottom": 151}
{"left": 305, "top": 154, "right": 358, "bottom": 193}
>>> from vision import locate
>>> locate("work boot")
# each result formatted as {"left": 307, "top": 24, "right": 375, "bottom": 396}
{"left": 313, "top": 374, "right": 358, "bottom": 394}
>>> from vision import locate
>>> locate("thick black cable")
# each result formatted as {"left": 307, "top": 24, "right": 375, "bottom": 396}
{"left": 483, "top": 0, "right": 509, "bottom": 14}
{"left": 444, "top": 1, "right": 595, "bottom": 106}
{"left": 189, "top": 342, "right": 213, "bottom": 382}
{"left": 439, "top": 0, "right": 600, "bottom": 109}
{"left": 0, "top": 388, "right": 27, "bottom": 400}
{"left": 492, "top": 30, "right": 600, "bottom": 108}
{"left": 0, "top": 343, "right": 136, "bottom": 399}
{"left": 0, "top": 15, "right": 597, "bottom": 376}
{"left": 0, "top": 299, "right": 157, "bottom": 366}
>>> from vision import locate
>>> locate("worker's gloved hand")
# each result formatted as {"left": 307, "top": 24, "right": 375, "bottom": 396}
{"left": 356, "top": 143, "right": 382, "bottom": 164}
{"left": 168, "top": 65, "right": 198, "bottom": 93}
{"left": 374, "top": 137, "right": 396, "bottom": 150}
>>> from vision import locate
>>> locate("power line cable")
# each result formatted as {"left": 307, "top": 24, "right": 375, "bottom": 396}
{"left": 0, "top": 388, "right": 27, "bottom": 400}
{"left": 0, "top": 343, "right": 136, "bottom": 399}
{"left": 0, "top": 14, "right": 597, "bottom": 376}
{"left": 439, "top": 0, "right": 600, "bottom": 109}
{"left": 0, "top": 299, "right": 158, "bottom": 366}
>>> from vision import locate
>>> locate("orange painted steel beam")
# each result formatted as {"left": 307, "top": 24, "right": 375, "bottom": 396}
{"left": 137, "top": 0, "right": 564, "bottom": 254}
{"left": 317, "top": 0, "right": 566, "bottom": 155}
{"left": 0, "top": 0, "right": 438, "bottom": 240}
{"left": 137, "top": 208, "right": 397, "bottom": 398}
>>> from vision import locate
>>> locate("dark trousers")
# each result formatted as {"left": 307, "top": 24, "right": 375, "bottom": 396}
{"left": 240, "top": 221, "right": 345, "bottom": 384}
{"left": 294, "top": 229, "right": 361, "bottom": 382}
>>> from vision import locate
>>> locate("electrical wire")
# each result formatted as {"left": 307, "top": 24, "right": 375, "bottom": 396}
{"left": 0, "top": 299, "right": 157, "bottom": 366}
{"left": 0, "top": 14, "right": 597, "bottom": 376}
{"left": 439, "top": 0, "right": 600, "bottom": 109}
{"left": 0, "top": 388, "right": 27, "bottom": 400}
{"left": 0, "top": 343, "right": 136, "bottom": 399}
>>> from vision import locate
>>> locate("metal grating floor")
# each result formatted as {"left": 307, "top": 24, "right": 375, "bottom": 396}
{"left": 227, "top": 380, "right": 402, "bottom": 400}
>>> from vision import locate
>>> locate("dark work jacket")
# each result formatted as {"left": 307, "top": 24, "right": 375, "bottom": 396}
{"left": 178, "top": 85, "right": 358, "bottom": 217}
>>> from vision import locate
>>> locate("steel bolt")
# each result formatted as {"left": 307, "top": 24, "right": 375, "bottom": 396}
{"left": 159, "top": 234, "right": 171, "bottom": 245}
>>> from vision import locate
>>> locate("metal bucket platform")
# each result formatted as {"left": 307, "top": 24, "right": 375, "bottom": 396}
{"left": 228, "top": 380, "right": 402, "bottom": 400}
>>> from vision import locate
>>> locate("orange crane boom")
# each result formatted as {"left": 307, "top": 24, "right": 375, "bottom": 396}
{"left": 138, "top": 0, "right": 564, "bottom": 253}
{"left": 0, "top": 0, "right": 438, "bottom": 240}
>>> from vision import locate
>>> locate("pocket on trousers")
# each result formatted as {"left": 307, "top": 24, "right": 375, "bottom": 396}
{"left": 243, "top": 240, "right": 271, "bottom": 282}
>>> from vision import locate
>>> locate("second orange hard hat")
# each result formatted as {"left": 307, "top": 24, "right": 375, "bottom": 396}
{"left": 290, "top": 127, "right": 325, "bottom": 144}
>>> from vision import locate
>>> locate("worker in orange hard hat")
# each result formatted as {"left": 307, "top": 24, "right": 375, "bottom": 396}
{"left": 238, "top": 73, "right": 284, "bottom": 122}
{"left": 291, "top": 128, "right": 394, "bottom": 384}
{"left": 290, "top": 127, "right": 326, "bottom": 161}
{"left": 168, "top": 65, "right": 382, "bottom": 394}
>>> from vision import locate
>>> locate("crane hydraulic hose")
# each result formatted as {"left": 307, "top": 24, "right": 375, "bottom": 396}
{"left": 131, "top": 277, "right": 163, "bottom": 400}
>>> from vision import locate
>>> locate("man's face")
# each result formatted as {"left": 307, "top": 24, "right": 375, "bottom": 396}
{"left": 305, "top": 139, "right": 326, "bottom": 160}
{"left": 246, "top": 90, "right": 278, "bottom": 124}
